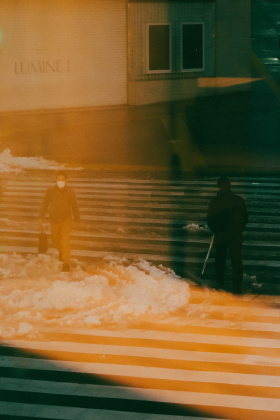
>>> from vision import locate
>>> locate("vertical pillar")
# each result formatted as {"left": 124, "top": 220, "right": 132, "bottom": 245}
{"left": 215, "top": 0, "right": 251, "bottom": 78}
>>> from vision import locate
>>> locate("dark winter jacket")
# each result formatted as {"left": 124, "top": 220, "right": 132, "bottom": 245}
{"left": 39, "top": 185, "right": 80, "bottom": 223}
{"left": 207, "top": 189, "right": 248, "bottom": 238}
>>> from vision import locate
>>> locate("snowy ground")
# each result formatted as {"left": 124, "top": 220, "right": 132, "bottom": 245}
{"left": 0, "top": 149, "right": 69, "bottom": 174}
{"left": 0, "top": 149, "right": 277, "bottom": 342}
{"left": 0, "top": 253, "right": 190, "bottom": 339}
{"left": 0, "top": 150, "right": 190, "bottom": 339}
{"left": 1, "top": 252, "right": 274, "bottom": 342}
{"left": 0, "top": 148, "right": 83, "bottom": 174}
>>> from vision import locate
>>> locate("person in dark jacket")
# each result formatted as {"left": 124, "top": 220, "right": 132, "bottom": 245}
{"left": 39, "top": 172, "right": 80, "bottom": 272}
{"left": 207, "top": 177, "right": 248, "bottom": 294}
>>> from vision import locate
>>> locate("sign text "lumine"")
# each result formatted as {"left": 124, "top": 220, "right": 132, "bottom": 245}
{"left": 15, "top": 60, "right": 70, "bottom": 74}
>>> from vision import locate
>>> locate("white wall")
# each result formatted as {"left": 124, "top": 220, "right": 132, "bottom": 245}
{"left": 0, "top": 0, "right": 127, "bottom": 112}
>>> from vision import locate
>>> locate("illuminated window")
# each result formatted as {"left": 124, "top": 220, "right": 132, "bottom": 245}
{"left": 148, "top": 24, "right": 171, "bottom": 73}
{"left": 182, "top": 23, "right": 204, "bottom": 71}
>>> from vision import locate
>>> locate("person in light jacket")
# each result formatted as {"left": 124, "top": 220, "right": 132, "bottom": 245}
{"left": 39, "top": 172, "right": 80, "bottom": 272}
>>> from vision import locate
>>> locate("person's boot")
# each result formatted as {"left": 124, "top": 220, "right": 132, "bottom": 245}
{"left": 233, "top": 276, "right": 243, "bottom": 295}
{"left": 62, "top": 262, "right": 70, "bottom": 272}
{"left": 233, "top": 281, "right": 242, "bottom": 294}
{"left": 233, "top": 286, "right": 242, "bottom": 295}
{"left": 215, "top": 278, "right": 224, "bottom": 291}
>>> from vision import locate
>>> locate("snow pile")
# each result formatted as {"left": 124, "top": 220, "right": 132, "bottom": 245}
{"left": 0, "top": 253, "right": 190, "bottom": 339}
{"left": 0, "top": 149, "right": 69, "bottom": 174}
{"left": 0, "top": 218, "right": 39, "bottom": 231}
{"left": 243, "top": 273, "right": 262, "bottom": 291}
{"left": 183, "top": 223, "right": 211, "bottom": 234}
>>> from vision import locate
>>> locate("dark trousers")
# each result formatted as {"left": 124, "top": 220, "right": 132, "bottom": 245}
{"left": 215, "top": 235, "right": 243, "bottom": 292}
{"left": 51, "top": 219, "right": 72, "bottom": 263}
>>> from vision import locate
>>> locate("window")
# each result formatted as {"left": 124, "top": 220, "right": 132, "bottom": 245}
{"left": 148, "top": 24, "right": 171, "bottom": 73}
{"left": 182, "top": 23, "right": 204, "bottom": 71}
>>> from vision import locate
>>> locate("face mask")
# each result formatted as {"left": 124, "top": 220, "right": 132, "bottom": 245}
{"left": 57, "top": 181, "right": 66, "bottom": 189}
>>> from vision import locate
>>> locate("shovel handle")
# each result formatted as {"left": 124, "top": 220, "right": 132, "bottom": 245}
{"left": 202, "top": 235, "right": 214, "bottom": 275}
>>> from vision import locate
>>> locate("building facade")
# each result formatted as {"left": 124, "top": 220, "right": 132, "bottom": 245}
{"left": 0, "top": 0, "right": 128, "bottom": 112}
{"left": 128, "top": 0, "right": 215, "bottom": 105}
{"left": 0, "top": 0, "right": 251, "bottom": 112}
{"left": 128, "top": 0, "right": 251, "bottom": 105}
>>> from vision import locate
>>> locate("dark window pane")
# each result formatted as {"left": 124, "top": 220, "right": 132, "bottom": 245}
{"left": 182, "top": 24, "right": 203, "bottom": 70}
{"left": 149, "top": 25, "right": 170, "bottom": 71}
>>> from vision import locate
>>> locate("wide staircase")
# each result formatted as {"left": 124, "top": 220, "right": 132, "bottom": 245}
{"left": 0, "top": 171, "right": 279, "bottom": 294}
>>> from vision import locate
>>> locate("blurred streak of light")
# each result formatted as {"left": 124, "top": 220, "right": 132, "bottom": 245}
{"left": 197, "top": 77, "right": 262, "bottom": 88}
{"left": 3, "top": 324, "right": 279, "bottom": 420}
{"left": 161, "top": 115, "right": 206, "bottom": 173}
{"left": 2, "top": 284, "right": 280, "bottom": 419}
{"left": 251, "top": 51, "right": 280, "bottom": 102}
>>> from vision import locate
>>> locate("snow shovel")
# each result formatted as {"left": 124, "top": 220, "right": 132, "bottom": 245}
{"left": 201, "top": 235, "right": 214, "bottom": 275}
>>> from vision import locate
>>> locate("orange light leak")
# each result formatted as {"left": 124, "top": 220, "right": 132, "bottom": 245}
{"left": 4, "top": 289, "right": 279, "bottom": 420}
{"left": 198, "top": 77, "right": 262, "bottom": 88}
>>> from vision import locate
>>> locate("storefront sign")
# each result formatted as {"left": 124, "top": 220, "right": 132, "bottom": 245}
{"left": 14, "top": 60, "right": 70, "bottom": 74}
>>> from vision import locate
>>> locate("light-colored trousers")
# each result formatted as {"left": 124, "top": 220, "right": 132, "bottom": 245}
{"left": 51, "top": 219, "right": 71, "bottom": 263}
